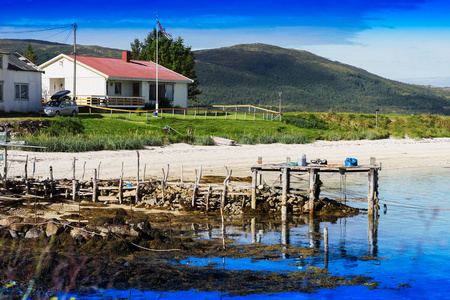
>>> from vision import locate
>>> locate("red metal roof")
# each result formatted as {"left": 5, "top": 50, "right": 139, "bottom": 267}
{"left": 67, "top": 55, "right": 192, "bottom": 82}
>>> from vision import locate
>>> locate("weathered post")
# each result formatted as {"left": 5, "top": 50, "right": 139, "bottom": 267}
{"left": 324, "top": 227, "right": 329, "bottom": 268}
{"left": 251, "top": 169, "right": 257, "bottom": 210}
{"left": 221, "top": 167, "right": 231, "bottom": 209}
{"left": 192, "top": 166, "right": 202, "bottom": 208}
{"left": 25, "top": 155, "right": 29, "bottom": 195}
{"left": 119, "top": 162, "right": 124, "bottom": 204}
{"left": 49, "top": 166, "right": 54, "bottom": 199}
{"left": 309, "top": 168, "right": 318, "bottom": 215}
{"left": 205, "top": 184, "right": 212, "bottom": 213}
{"left": 368, "top": 168, "right": 378, "bottom": 215}
{"left": 281, "top": 167, "right": 290, "bottom": 221}
{"left": 72, "top": 157, "right": 77, "bottom": 201}
{"left": 92, "top": 169, "right": 98, "bottom": 202}
{"left": 136, "top": 151, "right": 140, "bottom": 203}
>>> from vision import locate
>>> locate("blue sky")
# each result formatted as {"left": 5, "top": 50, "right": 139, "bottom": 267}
{"left": 1, "top": 0, "right": 450, "bottom": 86}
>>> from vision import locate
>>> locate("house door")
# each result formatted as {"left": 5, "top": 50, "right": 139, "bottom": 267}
{"left": 132, "top": 83, "right": 140, "bottom": 97}
{"left": 50, "top": 78, "right": 65, "bottom": 95}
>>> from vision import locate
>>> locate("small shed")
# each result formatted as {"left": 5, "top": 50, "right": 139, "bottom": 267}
{"left": 0, "top": 52, "right": 44, "bottom": 113}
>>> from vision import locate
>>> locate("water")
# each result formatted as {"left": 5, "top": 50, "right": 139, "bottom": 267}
{"left": 59, "top": 167, "right": 450, "bottom": 299}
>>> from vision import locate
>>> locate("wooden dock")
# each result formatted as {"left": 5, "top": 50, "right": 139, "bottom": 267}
{"left": 251, "top": 157, "right": 381, "bottom": 218}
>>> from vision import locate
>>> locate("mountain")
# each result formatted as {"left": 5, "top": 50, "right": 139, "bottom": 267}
{"left": 0, "top": 39, "right": 123, "bottom": 64}
{"left": 194, "top": 44, "right": 450, "bottom": 115}
{"left": 2, "top": 39, "right": 449, "bottom": 114}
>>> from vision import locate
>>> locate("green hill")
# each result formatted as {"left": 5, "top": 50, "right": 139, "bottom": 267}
{"left": 194, "top": 44, "right": 450, "bottom": 115}
{"left": 0, "top": 39, "right": 123, "bottom": 64}
{"left": 2, "top": 39, "right": 449, "bottom": 115}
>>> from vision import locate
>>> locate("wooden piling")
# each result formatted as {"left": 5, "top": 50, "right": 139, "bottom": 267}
{"left": 119, "top": 162, "right": 124, "bottom": 204}
{"left": 281, "top": 167, "right": 290, "bottom": 220}
{"left": 251, "top": 169, "right": 257, "bottom": 210}
{"left": 324, "top": 227, "right": 329, "bottom": 268}
{"left": 92, "top": 169, "right": 98, "bottom": 202}
{"left": 221, "top": 167, "right": 231, "bottom": 209}
{"left": 192, "top": 166, "right": 202, "bottom": 207}
{"left": 206, "top": 184, "right": 212, "bottom": 212}
{"left": 308, "top": 168, "right": 318, "bottom": 215}
{"left": 25, "top": 155, "right": 29, "bottom": 195}
{"left": 136, "top": 151, "right": 140, "bottom": 203}
{"left": 72, "top": 157, "right": 77, "bottom": 201}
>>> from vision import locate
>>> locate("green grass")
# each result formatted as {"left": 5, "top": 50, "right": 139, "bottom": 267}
{"left": 11, "top": 111, "right": 450, "bottom": 152}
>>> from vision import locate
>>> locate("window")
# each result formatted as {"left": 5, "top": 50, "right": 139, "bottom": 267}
{"left": 115, "top": 82, "right": 122, "bottom": 95}
{"left": 15, "top": 83, "right": 29, "bottom": 101}
{"left": 150, "top": 84, "right": 172, "bottom": 101}
{"left": 0, "top": 56, "right": 3, "bottom": 69}
{"left": 0, "top": 82, "right": 3, "bottom": 102}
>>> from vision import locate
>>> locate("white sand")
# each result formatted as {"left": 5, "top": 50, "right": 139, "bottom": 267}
{"left": 4, "top": 138, "right": 450, "bottom": 181}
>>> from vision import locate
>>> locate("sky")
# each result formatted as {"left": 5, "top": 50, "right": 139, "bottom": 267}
{"left": 1, "top": 0, "right": 450, "bottom": 86}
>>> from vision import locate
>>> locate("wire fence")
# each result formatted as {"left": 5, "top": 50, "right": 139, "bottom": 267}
{"left": 83, "top": 105, "right": 282, "bottom": 121}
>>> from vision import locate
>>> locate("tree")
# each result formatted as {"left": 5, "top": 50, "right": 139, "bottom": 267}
{"left": 130, "top": 28, "right": 201, "bottom": 101}
{"left": 24, "top": 44, "right": 38, "bottom": 64}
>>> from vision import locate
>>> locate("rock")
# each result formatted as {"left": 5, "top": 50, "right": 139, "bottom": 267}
{"left": 25, "top": 227, "right": 43, "bottom": 239}
{"left": 46, "top": 221, "right": 62, "bottom": 237}
{"left": 9, "top": 229, "right": 18, "bottom": 238}
{"left": 70, "top": 227, "right": 91, "bottom": 240}
{"left": 109, "top": 225, "right": 131, "bottom": 236}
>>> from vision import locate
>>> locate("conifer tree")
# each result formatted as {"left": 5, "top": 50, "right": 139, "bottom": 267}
{"left": 130, "top": 29, "right": 201, "bottom": 102}
{"left": 24, "top": 44, "right": 38, "bottom": 64}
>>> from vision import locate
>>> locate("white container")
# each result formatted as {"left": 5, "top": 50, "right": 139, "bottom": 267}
{"left": 299, "top": 154, "right": 307, "bottom": 166}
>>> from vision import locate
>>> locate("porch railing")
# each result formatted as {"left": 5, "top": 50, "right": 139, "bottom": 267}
{"left": 76, "top": 95, "right": 145, "bottom": 107}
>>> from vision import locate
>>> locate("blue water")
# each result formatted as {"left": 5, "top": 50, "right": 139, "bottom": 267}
{"left": 59, "top": 167, "right": 450, "bottom": 299}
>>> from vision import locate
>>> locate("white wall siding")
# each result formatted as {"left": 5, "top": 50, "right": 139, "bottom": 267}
{"left": 41, "top": 57, "right": 106, "bottom": 99}
{"left": 173, "top": 83, "right": 188, "bottom": 108}
{"left": 0, "top": 57, "right": 42, "bottom": 113}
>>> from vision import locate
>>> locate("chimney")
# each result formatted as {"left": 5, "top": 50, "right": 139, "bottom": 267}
{"left": 122, "top": 50, "right": 131, "bottom": 62}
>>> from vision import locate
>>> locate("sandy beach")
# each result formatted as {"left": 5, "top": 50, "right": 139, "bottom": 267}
{"left": 4, "top": 137, "right": 450, "bottom": 181}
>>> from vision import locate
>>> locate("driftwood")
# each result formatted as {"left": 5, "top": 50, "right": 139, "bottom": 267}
{"left": 211, "top": 136, "right": 237, "bottom": 146}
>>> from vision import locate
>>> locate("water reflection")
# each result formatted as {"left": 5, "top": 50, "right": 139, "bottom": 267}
{"left": 368, "top": 212, "right": 379, "bottom": 257}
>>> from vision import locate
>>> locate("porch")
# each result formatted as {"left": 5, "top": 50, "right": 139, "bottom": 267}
{"left": 76, "top": 95, "right": 145, "bottom": 108}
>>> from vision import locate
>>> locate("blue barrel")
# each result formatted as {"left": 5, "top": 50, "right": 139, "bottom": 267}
{"left": 345, "top": 158, "right": 358, "bottom": 166}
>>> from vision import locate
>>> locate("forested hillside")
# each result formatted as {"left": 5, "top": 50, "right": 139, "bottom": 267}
{"left": 0, "top": 39, "right": 122, "bottom": 64}
{"left": 194, "top": 44, "right": 450, "bottom": 115}
{"left": 2, "top": 39, "right": 449, "bottom": 114}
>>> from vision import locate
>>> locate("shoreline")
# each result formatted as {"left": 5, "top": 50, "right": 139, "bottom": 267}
{"left": 4, "top": 137, "right": 450, "bottom": 181}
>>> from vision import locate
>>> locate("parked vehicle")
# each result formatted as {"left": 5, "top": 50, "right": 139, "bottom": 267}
{"left": 43, "top": 90, "right": 78, "bottom": 117}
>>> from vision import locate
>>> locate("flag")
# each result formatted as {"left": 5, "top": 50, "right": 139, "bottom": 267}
{"left": 157, "top": 20, "right": 172, "bottom": 40}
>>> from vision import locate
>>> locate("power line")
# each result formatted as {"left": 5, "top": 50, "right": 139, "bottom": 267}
{"left": 0, "top": 25, "right": 73, "bottom": 34}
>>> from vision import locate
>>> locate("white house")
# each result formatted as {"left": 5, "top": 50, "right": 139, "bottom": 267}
{"left": 39, "top": 51, "right": 193, "bottom": 108}
{"left": 0, "top": 52, "right": 44, "bottom": 113}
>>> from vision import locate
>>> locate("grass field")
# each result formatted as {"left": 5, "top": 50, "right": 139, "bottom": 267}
{"left": 8, "top": 111, "right": 450, "bottom": 152}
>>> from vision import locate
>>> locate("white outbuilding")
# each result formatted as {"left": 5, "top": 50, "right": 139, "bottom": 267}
{"left": 40, "top": 51, "right": 193, "bottom": 108}
{"left": 0, "top": 52, "right": 44, "bottom": 113}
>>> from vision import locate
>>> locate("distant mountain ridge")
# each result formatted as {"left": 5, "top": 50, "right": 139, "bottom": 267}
{"left": 1, "top": 39, "right": 449, "bottom": 114}
{"left": 0, "top": 38, "right": 122, "bottom": 64}
{"left": 194, "top": 43, "right": 450, "bottom": 114}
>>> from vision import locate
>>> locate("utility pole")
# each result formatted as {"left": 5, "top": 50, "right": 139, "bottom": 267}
{"left": 73, "top": 23, "right": 77, "bottom": 101}
{"left": 278, "top": 91, "right": 282, "bottom": 113}
{"left": 156, "top": 14, "right": 159, "bottom": 116}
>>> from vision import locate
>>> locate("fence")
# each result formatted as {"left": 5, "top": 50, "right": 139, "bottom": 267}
{"left": 84, "top": 105, "right": 282, "bottom": 121}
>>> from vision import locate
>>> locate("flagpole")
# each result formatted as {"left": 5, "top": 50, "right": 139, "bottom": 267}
{"left": 156, "top": 14, "right": 159, "bottom": 116}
